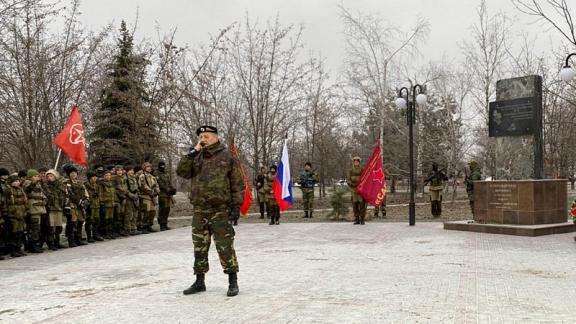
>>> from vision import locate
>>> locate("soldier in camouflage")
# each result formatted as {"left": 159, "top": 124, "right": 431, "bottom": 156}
{"left": 464, "top": 160, "right": 482, "bottom": 216}
{"left": 253, "top": 167, "right": 267, "bottom": 219}
{"left": 124, "top": 166, "right": 140, "bottom": 235}
{"left": 0, "top": 168, "right": 9, "bottom": 259}
{"left": 63, "top": 165, "right": 88, "bottom": 247}
{"left": 156, "top": 160, "right": 177, "bottom": 231}
{"left": 139, "top": 162, "right": 159, "bottom": 233}
{"left": 297, "top": 162, "right": 319, "bottom": 218}
{"left": 177, "top": 125, "right": 244, "bottom": 297}
{"left": 4, "top": 174, "right": 27, "bottom": 257}
{"left": 84, "top": 169, "right": 104, "bottom": 242}
{"left": 113, "top": 165, "right": 129, "bottom": 236}
{"left": 45, "top": 169, "right": 67, "bottom": 250}
{"left": 264, "top": 165, "right": 280, "bottom": 225}
{"left": 24, "top": 169, "right": 46, "bottom": 253}
{"left": 99, "top": 170, "right": 117, "bottom": 239}
{"left": 424, "top": 162, "right": 448, "bottom": 217}
{"left": 347, "top": 157, "right": 366, "bottom": 225}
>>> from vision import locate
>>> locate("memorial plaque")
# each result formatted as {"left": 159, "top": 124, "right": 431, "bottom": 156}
{"left": 489, "top": 97, "right": 537, "bottom": 137}
{"left": 487, "top": 182, "right": 518, "bottom": 209}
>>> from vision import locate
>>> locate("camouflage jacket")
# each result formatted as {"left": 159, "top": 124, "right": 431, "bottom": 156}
{"left": 4, "top": 184, "right": 27, "bottom": 218}
{"left": 46, "top": 180, "right": 66, "bottom": 212}
{"left": 138, "top": 172, "right": 159, "bottom": 201}
{"left": 0, "top": 179, "right": 9, "bottom": 217}
{"left": 126, "top": 175, "right": 140, "bottom": 201}
{"left": 113, "top": 174, "right": 128, "bottom": 201}
{"left": 347, "top": 165, "right": 363, "bottom": 189}
{"left": 263, "top": 173, "right": 276, "bottom": 201}
{"left": 155, "top": 171, "right": 176, "bottom": 198}
{"left": 99, "top": 179, "right": 116, "bottom": 208}
{"left": 84, "top": 180, "right": 101, "bottom": 209}
{"left": 465, "top": 167, "right": 482, "bottom": 194}
{"left": 24, "top": 181, "right": 47, "bottom": 215}
{"left": 176, "top": 141, "right": 244, "bottom": 209}
{"left": 63, "top": 178, "right": 88, "bottom": 209}
{"left": 298, "top": 170, "right": 319, "bottom": 189}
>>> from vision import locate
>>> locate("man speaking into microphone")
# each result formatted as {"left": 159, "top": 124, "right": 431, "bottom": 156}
{"left": 176, "top": 125, "right": 245, "bottom": 297}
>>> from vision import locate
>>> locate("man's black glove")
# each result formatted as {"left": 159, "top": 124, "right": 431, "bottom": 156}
{"left": 187, "top": 146, "right": 198, "bottom": 158}
{"left": 229, "top": 206, "right": 240, "bottom": 222}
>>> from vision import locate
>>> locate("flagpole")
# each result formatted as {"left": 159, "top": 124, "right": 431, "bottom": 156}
{"left": 54, "top": 149, "right": 62, "bottom": 170}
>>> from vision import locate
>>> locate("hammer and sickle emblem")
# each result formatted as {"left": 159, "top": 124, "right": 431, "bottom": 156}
{"left": 69, "top": 123, "right": 85, "bottom": 144}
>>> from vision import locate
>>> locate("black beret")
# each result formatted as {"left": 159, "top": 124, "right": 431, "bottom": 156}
{"left": 0, "top": 168, "right": 9, "bottom": 176}
{"left": 64, "top": 165, "right": 78, "bottom": 175}
{"left": 86, "top": 169, "right": 97, "bottom": 178}
{"left": 196, "top": 125, "right": 218, "bottom": 136}
{"left": 18, "top": 169, "right": 28, "bottom": 178}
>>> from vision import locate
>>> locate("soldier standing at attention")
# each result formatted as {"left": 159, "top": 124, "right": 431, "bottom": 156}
{"left": 156, "top": 160, "right": 177, "bottom": 231}
{"left": 0, "top": 168, "right": 9, "bottom": 260}
{"left": 297, "top": 162, "right": 319, "bottom": 218}
{"left": 464, "top": 161, "right": 482, "bottom": 216}
{"left": 133, "top": 166, "right": 145, "bottom": 233}
{"left": 139, "top": 162, "right": 159, "bottom": 233}
{"left": 113, "top": 165, "right": 129, "bottom": 237}
{"left": 253, "top": 167, "right": 267, "bottom": 219}
{"left": 99, "top": 170, "right": 117, "bottom": 239}
{"left": 24, "top": 169, "right": 46, "bottom": 253}
{"left": 63, "top": 165, "right": 88, "bottom": 247}
{"left": 84, "top": 169, "right": 103, "bottom": 242}
{"left": 264, "top": 165, "right": 280, "bottom": 225}
{"left": 45, "top": 169, "right": 67, "bottom": 250}
{"left": 177, "top": 125, "right": 244, "bottom": 297}
{"left": 348, "top": 157, "right": 366, "bottom": 225}
{"left": 4, "top": 174, "right": 27, "bottom": 257}
{"left": 424, "top": 162, "right": 448, "bottom": 217}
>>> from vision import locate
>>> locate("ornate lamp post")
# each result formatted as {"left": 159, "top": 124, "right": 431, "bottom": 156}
{"left": 395, "top": 85, "right": 427, "bottom": 226}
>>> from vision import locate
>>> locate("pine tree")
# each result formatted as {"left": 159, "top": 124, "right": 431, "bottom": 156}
{"left": 90, "top": 20, "right": 159, "bottom": 166}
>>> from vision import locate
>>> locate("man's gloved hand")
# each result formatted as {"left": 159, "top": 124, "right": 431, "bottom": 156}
{"left": 187, "top": 145, "right": 197, "bottom": 158}
{"left": 229, "top": 206, "right": 240, "bottom": 222}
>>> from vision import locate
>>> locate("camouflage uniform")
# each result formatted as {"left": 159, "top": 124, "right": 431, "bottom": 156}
{"left": 45, "top": 174, "right": 67, "bottom": 250}
{"left": 138, "top": 165, "right": 159, "bottom": 233}
{"left": 297, "top": 169, "right": 319, "bottom": 218}
{"left": 24, "top": 179, "right": 47, "bottom": 252}
{"left": 99, "top": 177, "right": 116, "bottom": 239}
{"left": 176, "top": 141, "right": 244, "bottom": 274}
{"left": 125, "top": 172, "right": 140, "bottom": 234}
{"left": 156, "top": 164, "right": 176, "bottom": 231}
{"left": 263, "top": 171, "right": 280, "bottom": 225}
{"left": 4, "top": 177, "right": 27, "bottom": 256}
{"left": 0, "top": 172, "right": 8, "bottom": 259}
{"left": 64, "top": 177, "right": 88, "bottom": 246}
{"left": 253, "top": 171, "right": 266, "bottom": 219}
{"left": 84, "top": 176, "right": 103, "bottom": 241}
{"left": 464, "top": 161, "right": 482, "bottom": 216}
{"left": 113, "top": 172, "right": 128, "bottom": 236}
{"left": 347, "top": 163, "right": 366, "bottom": 224}
{"left": 424, "top": 163, "right": 448, "bottom": 217}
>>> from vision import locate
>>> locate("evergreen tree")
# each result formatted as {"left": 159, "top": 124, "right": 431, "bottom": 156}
{"left": 90, "top": 20, "right": 160, "bottom": 166}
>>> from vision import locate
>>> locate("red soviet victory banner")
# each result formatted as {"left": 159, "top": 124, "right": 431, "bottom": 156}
{"left": 355, "top": 139, "right": 387, "bottom": 207}
{"left": 53, "top": 106, "right": 88, "bottom": 167}
{"left": 230, "top": 143, "right": 252, "bottom": 216}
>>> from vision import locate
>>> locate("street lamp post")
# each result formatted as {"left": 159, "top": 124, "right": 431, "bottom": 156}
{"left": 560, "top": 53, "right": 576, "bottom": 82}
{"left": 395, "top": 85, "right": 427, "bottom": 226}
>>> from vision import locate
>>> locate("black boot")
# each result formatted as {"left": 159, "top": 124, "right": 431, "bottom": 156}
{"left": 360, "top": 214, "right": 365, "bottom": 225}
{"left": 183, "top": 273, "right": 206, "bottom": 295}
{"left": 269, "top": 215, "right": 275, "bottom": 225}
{"left": 227, "top": 272, "right": 239, "bottom": 297}
{"left": 259, "top": 203, "right": 265, "bottom": 219}
{"left": 68, "top": 237, "right": 77, "bottom": 248}
{"left": 304, "top": 211, "right": 309, "bottom": 218}
{"left": 309, "top": 211, "right": 313, "bottom": 218}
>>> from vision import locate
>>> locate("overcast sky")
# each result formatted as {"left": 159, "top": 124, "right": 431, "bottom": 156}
{"left": 78, "top": 0, "right": 564, "bottom": 76}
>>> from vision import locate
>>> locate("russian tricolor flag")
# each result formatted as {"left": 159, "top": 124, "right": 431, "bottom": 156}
{"left": 273, "top": 141, "right": 293, "bottom": 211}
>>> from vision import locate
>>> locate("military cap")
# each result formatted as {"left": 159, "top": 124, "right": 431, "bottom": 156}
{"left": 352, "top": 156, "right": 361, "bottom": 161}
{"left": 18, "top": 169, "right": 28, "bottom": 178}
{"left": 158, "top": 160, "right": 166, "bottom": 167}
{"left": 0, "top": 168, "right": 9, "bottom": 177}
{"left": 27, "top": 169, "right": 40, "bottom": 178}
{"left": 196, "top": 125, "right": 218, "bottom": 136}
{"left": 305, "top": 161, "right": 312, "bottom": 167}
{"left": 45, "top": 169, "right": 60, "bottom": 178}
{"left": 133, "top": 165, "right": 142, "bottom": 173}
{"left": 115, "top": 164, "right": 124, "bottom": 170}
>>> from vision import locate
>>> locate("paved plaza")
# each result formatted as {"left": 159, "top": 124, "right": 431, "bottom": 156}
{"left": 1, "top": 222, "right": 576, "bottom": 323}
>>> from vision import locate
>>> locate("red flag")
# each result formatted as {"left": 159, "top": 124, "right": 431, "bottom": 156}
{"left": 53, "top": 106, "right": 88, "bottom": 167}
{"left": 231, "top": 143, "right": 252, "bottom": 216}
{"left": 356, "top": 139, "right": 386, "bottom": 207}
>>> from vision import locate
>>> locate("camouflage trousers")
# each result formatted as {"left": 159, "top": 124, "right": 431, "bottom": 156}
{"left": 124, "top": 201, "right": 138, "bottom": 232}
{"left": 301, "top": 188, "right": 315, "bottom": 212}
{"left": 27, "top": 214, "right": 42, "bottom": 242}
{"left": 158, "top": 196, "right": 172, "bottom": 226}
{"left": 192, "top": 208, "right": 238, "bottom": 274}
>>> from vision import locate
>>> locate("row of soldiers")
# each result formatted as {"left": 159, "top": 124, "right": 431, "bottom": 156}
{"left": 0, "top": 161, "right": 176, "bottom": 259}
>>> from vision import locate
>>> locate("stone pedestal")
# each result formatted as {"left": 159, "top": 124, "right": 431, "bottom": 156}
{"left": 444, "top": 179, "right": 575, "bottom": 236}
{"left": 474, "top": 180, "right": 567, "bottom": 225}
